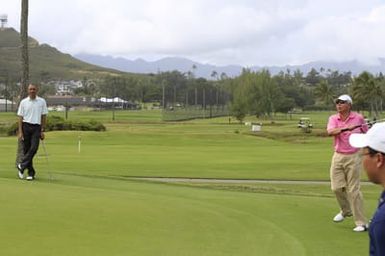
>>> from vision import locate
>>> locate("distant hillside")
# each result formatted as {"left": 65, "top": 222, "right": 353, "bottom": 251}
{"left": 76, "top": 53, "right": 385, "bottom": 79}
{"left": 0, "top": 28, "right": 126, "bottom": 82}
{"left": 264, "top": 59, "right": 385, "bottom": 76}
{"left": 75, "top": 54, "right": 242, "bottom": 79}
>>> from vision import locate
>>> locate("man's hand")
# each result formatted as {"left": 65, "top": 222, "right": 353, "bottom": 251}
{"left": 347, "top": 124, "right": 361, "bottom": 131}
{"left": 40, "top": 131, "right": 45, "bottom": 140}
{"left": 339, "top": 124, "right": 362, "bottom": 133}
{"left": 18, "top": 131, "right": 24, "bottom": 141}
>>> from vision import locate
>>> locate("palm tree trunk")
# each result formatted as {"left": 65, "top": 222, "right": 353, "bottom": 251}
{"left": 16, "top": 0, "right": 29, "bottom": 166}
{"left": 20, "top": 0, "right": 29, "bottom": 98}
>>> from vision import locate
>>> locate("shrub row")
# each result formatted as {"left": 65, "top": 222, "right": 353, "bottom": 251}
{"left": 5, "top": 115, "right": 106, "bottom": 136}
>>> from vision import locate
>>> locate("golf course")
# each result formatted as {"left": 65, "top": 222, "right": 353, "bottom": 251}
{"left": 0, "top": 110, "right": 381, "bottom": 255}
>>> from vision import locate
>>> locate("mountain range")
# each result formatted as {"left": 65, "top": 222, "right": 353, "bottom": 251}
{"left": 2, "top": 26, "right": 385, "bottom": 82}
{"left": 75, "top": 54, "right": 385, "bottom": 79}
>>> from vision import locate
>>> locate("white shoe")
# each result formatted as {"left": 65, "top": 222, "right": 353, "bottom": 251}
{"left": 18, "top": 170, "right": 24, "bottom": 179}
{"left": 353, "top": 225, "right": 368, "bottom": 232}
{"left": 26, "top": 176, "right": 34, "bottom": 181}
{"left": 333, "top": 213, "right": 345, "bottom": 222}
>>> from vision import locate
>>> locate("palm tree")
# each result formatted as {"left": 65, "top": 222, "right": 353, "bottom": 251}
{"left": 352, "top": 71, "right": 383, "bottom": 117}
{"left": 20, "top": 0, "right": 29, "bottom": 99}
{"left": 211, "top": 70, "right": 219, "bottom": 105}
{"left": 191, "top": 65, "right": 197, "bottom": 105}
{"left": 17, "top": 0, "right": 29, "bottom": 165}
{"left": 314, "top": 79, "right": 335, "bottom": 108}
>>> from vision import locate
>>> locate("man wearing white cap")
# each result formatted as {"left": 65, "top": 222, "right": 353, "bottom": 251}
{"left": 327, "top": 94, "right": 368, "bottom": 232}
{"left": 349, "top": 122, "right": 385, "bottom": 255}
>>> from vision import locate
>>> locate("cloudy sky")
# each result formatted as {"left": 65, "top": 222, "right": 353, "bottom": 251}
{"left": 1, "top": 0, "right": 385, "bottom": 67}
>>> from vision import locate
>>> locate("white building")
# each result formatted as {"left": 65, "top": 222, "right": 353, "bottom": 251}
{"left": 0, "top": 98, "right": 15, "bottom": 111}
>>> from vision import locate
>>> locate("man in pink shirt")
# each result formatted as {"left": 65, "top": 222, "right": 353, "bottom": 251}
{"left": 327, "top": 94, "right": 368, "bottom": 232}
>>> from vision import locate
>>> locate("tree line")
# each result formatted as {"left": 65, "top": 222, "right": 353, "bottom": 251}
{"left": 1, "top": 66, "right": 384, "bottom": 121}
{"left": 229, "top": 68, "right": 385, "bottom": 122}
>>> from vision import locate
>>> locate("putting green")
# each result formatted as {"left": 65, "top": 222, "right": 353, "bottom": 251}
{"left": 0, "top": 175, "right": 371, "bottom": 255}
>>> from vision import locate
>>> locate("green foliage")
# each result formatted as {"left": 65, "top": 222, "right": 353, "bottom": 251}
{"left": 47, "top": 115, "right": 106, "bottom": 132}
{"left": 352, "top": 71, "right": 384, "bottom": 116}
{"left": 314, "top": 79, "right": 335, "bottom": 107}
{"left": 231, "top": 69, "right": 284, "bottom": 119}
{"left": 305, "top": 68, "right": 321, "bottom": 86}
{"left": 230, "top": 100, "right": 247, "bottom": 123}
{"left": 5, "top": 122, "right": 18, "bottom": 136}
{"left": 5, "top": 115, "right": 106, "bottom": 135}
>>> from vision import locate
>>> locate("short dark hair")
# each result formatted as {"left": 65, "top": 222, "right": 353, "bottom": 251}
{"left": 367, "top": 147, "right": 385, "bottom": 156}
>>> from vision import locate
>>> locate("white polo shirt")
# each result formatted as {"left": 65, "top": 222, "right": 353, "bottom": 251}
{"left": 17, "top": 96, "right": 48, "bottom": 125}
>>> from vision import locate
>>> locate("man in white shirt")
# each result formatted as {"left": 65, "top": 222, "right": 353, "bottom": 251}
{"left": 17, "top": 84, "right": 48, "bottom": 180}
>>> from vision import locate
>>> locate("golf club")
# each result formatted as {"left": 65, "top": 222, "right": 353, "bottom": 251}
{"left": 41, "top": 140, "right": 53, "bottom": 181}
{"left": 341, "top": 118, "right": 385, "bottom": 132}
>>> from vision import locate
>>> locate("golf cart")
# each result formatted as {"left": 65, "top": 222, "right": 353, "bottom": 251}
{"left": 297, "top": 117, "right": 313, "bottom": 133}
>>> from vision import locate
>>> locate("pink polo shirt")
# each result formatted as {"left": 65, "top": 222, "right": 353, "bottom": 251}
{"left": 327, "top": 111, "right": 368, "bottom": 154}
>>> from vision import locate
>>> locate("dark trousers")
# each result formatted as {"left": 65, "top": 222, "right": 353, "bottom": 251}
{"left": 20, "top": 122, "right": 41, "bottom": 177}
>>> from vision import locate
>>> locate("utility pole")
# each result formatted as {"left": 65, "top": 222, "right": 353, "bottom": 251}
{"left": 162, "top": 81, "right": 165, "bottom": 109}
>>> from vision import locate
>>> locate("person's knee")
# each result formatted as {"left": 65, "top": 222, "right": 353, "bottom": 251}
{"left": 346, "top": 189, "right": 361, "bottom": 199}
{"left": 29, "top": 144, "right": 39, "bottom": 155}
{"left": 332, "top": 187, "right": 345, "bottom": 194}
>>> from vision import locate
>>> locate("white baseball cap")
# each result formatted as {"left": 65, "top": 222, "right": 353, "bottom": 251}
{"left": 336, "top": 94, "right": 353, "bottom": 104}
{"left": 349, "top": 122, "right": 385, "bottom": 153}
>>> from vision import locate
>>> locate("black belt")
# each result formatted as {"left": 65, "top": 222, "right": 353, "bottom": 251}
{"left": 23, "top": 122, "right": 40, "bottom": 126}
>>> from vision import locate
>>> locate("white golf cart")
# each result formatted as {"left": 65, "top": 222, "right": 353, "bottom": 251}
{"left": 297, "top": 117, "right": 313, "bottom": 133}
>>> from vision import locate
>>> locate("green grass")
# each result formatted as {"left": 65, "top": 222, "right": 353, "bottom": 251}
{"left": 0, "top": 117, "right": 333, "bottom": 180}
{"left": 0, "top": 110, "right": 381, "bottom": 255}
{"left": 0, "top": 176, "right": 379, "bottom": 256}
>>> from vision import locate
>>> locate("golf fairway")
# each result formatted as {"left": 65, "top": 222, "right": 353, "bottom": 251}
{"left": 0, "top": 111, "right": 379, "bottom": 255}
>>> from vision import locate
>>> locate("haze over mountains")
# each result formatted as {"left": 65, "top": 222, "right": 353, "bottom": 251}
{"left": 2, "top": 26, "right": 385, "bottom": 81}
{"left": 75, "top": 53, "right": 385, "bottom": 79}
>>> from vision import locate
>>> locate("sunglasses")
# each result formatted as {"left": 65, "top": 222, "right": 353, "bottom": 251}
{"left": 335, "top": 100, "right": 348, "bottom": 105}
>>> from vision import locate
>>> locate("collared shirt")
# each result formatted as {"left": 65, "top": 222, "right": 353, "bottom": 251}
{"left": 17, "top": 96, "right": 48, "bottom": 125}
{"left": 327, "top": 111, "right": 368, "bottom": 154}
{"left": 369, "top": 190, "right": 385, "bottom": 256}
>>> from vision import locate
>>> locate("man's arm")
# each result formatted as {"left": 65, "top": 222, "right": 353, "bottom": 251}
{"left": 327, "top": 117, "right": 343, "bottom": 136}
{"left": 328, "top": 127, "right": 344, "bottom": 136}
{"left": 328, "top": 125, "right": 361, "bottom": 136}
{"left": 40, "top": 114, "right": 46, "bottom": 140}
{"left": 41, "top": 114, "right": 46, "bottom": 131}
{"left": 18, "top": 116, "right": 24, "bottom": 140}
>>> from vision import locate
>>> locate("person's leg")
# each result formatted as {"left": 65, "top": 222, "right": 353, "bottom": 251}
{"left": 333, "top": 188, "right": 353, "bottom": 216}
{"left": 345, "top": 153, "right": 367, "bottom": 226}
{"left": 27, "top": 159, "right": 35, "bottom": 178}
{"left": 20, "top": 124, "right": 40, "bottom": 171}
{"left": 330, "top": 153, "right": 352, "bottom": 216}
{"left": 20, "top": 123, "right": 32, "bottom": 170}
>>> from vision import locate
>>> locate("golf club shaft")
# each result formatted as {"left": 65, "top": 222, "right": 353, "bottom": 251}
{"left": 341, "top": 118, "right": 385, "bottom": 132}
{"left": 41, "top": 140, "right": 53, "bottom": 181}
{"left": 361, "top": 118, "right": 385, "bottom": 128}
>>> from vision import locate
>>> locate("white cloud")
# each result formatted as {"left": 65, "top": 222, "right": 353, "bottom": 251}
{"left": 1, "top": 0, "right": 385, "bottom": 66}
